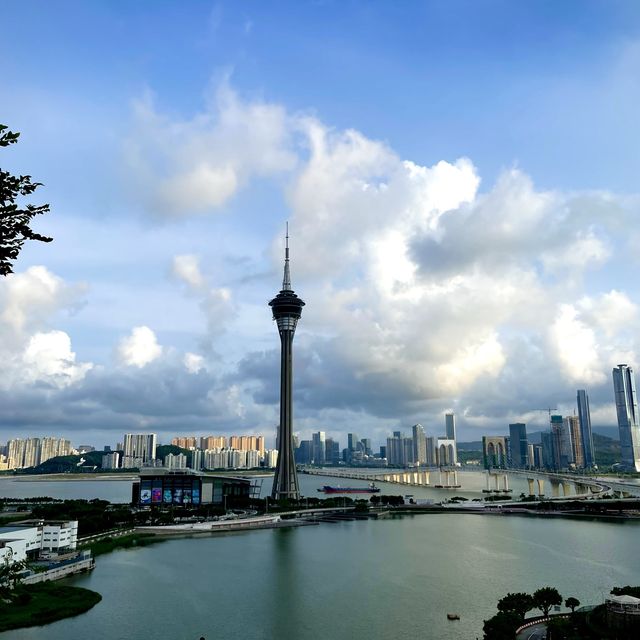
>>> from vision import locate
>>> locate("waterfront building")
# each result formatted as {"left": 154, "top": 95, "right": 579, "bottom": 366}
{"left": 102, "top": 451, "right": 121, "bottom": 470}
{"left": 133, "top": 469, "right": 253, "bottom": 507}
{"left": 0, "top": 520, "right": 78, "bottom": 564}
{"left": 508, "top": 423, "right": 528, "bottom": 468}
{"left": 437, "top": 437, "right": 457, "bottom": 466}
{"left": 577, "top": 389, "right": 595, "bottom": 468}
{"left": 613, "top": 364, "right": 640, "bottom": 472}
{"left": 566, "top": 415, "right": 583, "bottom": 468}
{"left": 412, "top": 424, "right": 427, "bottom": 466}
{"left": 123, "top": 433, "right": 157, "bottom": 467}
{"left": 482, "top": 436, "right": 508, "bottom": 469}
{"left": 269, "top": 228, "right": 304, "bottom": 501}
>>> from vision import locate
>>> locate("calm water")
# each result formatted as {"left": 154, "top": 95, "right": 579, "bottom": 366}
{"left": 0, "top": 469, "right": 530, "bottom": 504}
{"left": 5, "top": 514, "right": 640, "bottom": 640}
{"left": 4, "top": 474, "right": 633, "bottom": 639}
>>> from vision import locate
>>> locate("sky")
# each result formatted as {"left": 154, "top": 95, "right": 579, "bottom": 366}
{"left": 1, "top": 0, "right": 640, "bottom": 449}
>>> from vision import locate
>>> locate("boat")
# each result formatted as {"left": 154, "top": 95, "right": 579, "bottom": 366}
{"left": 317, "top": 483, "right": 381, "bottom": 494}
{"left": 447, "top": 614, "right": 460, "bottom": 621}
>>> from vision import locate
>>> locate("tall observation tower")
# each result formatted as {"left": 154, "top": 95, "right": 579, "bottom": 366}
{"left": 269, "top": 225, "right": 305, "bottom": 501}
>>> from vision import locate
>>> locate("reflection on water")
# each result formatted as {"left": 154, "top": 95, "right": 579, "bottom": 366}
{"left": 5, "top": 514, "right": 640, "bottom": 640}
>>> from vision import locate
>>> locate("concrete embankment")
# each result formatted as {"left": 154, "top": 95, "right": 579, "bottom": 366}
{"left": 136, "top": 514, "right": 316, "bottom": 536}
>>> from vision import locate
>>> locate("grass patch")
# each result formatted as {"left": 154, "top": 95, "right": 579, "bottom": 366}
{"left": 88, "top": 532, "right": 162, "bottom": 557}
{"left": 0, "top": 583, "right": 101, "bottom": 632}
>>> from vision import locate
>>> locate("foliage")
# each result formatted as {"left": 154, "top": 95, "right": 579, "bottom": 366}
{"left": 497, "top": 592, "right": 534, "bottom": 619}
{"left": 0, "top": 583, "right": 101, "bottom": 632}
{"left": 610, "top": 585, "right": 640, "bottom": 598}
{"left": 155, "top": 444, "right": 191, "bottom": 463}
{"left": 482, "top": 611, "right": 522, "bottom": 640}
{"left": 546, "top": 616, "right": 574, "bottom": 639}
{"left": 565, "top": 596, "right": 580, "bottom": 613}
{"left": 533, "top": 586, "right": 563, "bottom": 616}
{"left": 0, "top": 552, "right": 28, "bottom": 597}
{"left": 32, "top": 499, "right": 135, "bottom": 536}
{"left": 0, "top": 125, "right": 52, "bottom": 275}
{"left": 88, "top": 532, "right": 161, "bottom": 557}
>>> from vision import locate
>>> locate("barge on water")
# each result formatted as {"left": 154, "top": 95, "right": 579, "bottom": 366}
{"left": 317, "top": 483, "right": 381, "bottom": 494}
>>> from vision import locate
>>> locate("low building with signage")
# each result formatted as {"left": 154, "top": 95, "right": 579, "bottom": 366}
{"left": 132, "top": 468, "right": 255, "bottom": 507}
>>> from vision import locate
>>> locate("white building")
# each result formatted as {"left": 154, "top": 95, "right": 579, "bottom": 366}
{"left": 165, "top": 453, "right": 187, "bottom": 469}
{"left": 0, "top": 520, "right": 77, "bottom": 564}
{"left": 264, "top": 449, "right": 278, "bottom": 468}
{"left": 102, "top": 451, "right": 121, "bottom": 469}
{"left": 436, "top": 438, "right": 458, "bottom": 466}
{"left": 123, "top": 433, "right": 157, "bottom": 466}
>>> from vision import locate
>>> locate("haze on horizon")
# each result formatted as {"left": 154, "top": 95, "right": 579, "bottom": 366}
{"left": 1, "top": 0, "right": 640, "bottom": 448}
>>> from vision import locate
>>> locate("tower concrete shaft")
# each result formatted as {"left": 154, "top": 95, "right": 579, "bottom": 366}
{"left": 269, "top": 227, "right": 304, "bottom": 501}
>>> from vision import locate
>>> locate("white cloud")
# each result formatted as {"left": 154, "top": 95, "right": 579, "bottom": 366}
{"left": 22, "top": 331, "right": 92, "bottom": 388}
{"left": 184, "top": 352, "right": 205, "bottom": 374}
{"left": 117, "top": 326, "right": 163, "bottom": 368}
{"left": 125, "top": 82, "right": 296, "bottom": 216}
{"left": 172, "top": 254, "right": 206, "bottom": 289}
{"left": 0, "top": 266, "right": 84, "bottom": 334}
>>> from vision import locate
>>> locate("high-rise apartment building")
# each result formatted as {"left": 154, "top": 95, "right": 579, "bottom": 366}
{"left": 6, "top": 437, "right": 71, "bottom": 470}
{"left": 576, "top": 390, "right": 595, "bottom": 468}
{"left": 508, "top": 423, "right": 528, "bottom": 468}
{"left": 171, "top": 436, "right": 197, "bottom": 449}
{"left": 613, "top": 364, "right": 640, "bottom": 472}
{"left": 412, "top": 424, "right": 427, "bottom": 466}
{"left": 123, "top": 433, "right": 157, "bottom": 467}
{"left": 200, "top": 436, "right": 227, "bottom": 450}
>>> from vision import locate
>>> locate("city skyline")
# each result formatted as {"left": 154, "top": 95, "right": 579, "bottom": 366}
{"left": 2, "top": 2, "right": 640, "bottom": 447}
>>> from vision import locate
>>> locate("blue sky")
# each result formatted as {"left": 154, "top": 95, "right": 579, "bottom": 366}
{"left": 1, "top": 1, "right": 640, "bottom": 448}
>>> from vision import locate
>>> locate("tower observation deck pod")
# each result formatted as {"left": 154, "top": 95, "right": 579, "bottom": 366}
{"left": 269, "top": 224, "right": 304, "bottom": 501}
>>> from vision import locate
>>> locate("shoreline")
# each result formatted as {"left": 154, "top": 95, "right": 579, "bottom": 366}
{"left": 5, "top": 474, "right": 138, "bottom": 482}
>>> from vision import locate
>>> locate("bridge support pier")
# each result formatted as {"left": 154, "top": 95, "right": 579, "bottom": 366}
{"left": 561, "top": 482, "right": 572, "bottom": 497}
{"left": 550, "top": 480, "right": 560, "bottom": 497}
{"left": 527, "top": 478, "right": 535, "bottom": 496}
{"left": 537, "top": 479, "right": 544, "bottom": 496}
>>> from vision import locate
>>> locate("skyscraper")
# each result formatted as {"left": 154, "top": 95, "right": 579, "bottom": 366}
{"left": 576, "top": 390, "right": 595, "bottom": 468}
{"left": 445, "top": 413, "right": 458, "bottom": 463}
{"left": 508, "top": 423, "right": 528, "bottom": 468}
{"left": 613, "top": 364, "right": 640, "bottom": 472}
{"left": 123, "top": 433, "right": 157, "bottom": 467}
{"left": 412, "top": 424, "right": 427, "bottom": 466}
{"left": 445, "top": 413, "right": 456, "bottom": 440}
{"left": 311, "top": 431, "right": 326, "bottom": 465}
{"left": 566, "top": 415, "right": 583, "bottom": 468}
{"left": 269, "top": 228, "right": 305, "bottom": 500}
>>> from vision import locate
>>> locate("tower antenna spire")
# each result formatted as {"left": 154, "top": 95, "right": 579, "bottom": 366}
{"left": 282, "top": 221, "right": 292, "bottom": 291}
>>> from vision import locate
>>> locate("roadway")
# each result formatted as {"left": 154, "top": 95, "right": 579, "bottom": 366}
{"left": 516, "top": 622, "right": 547, "bottom": 640}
